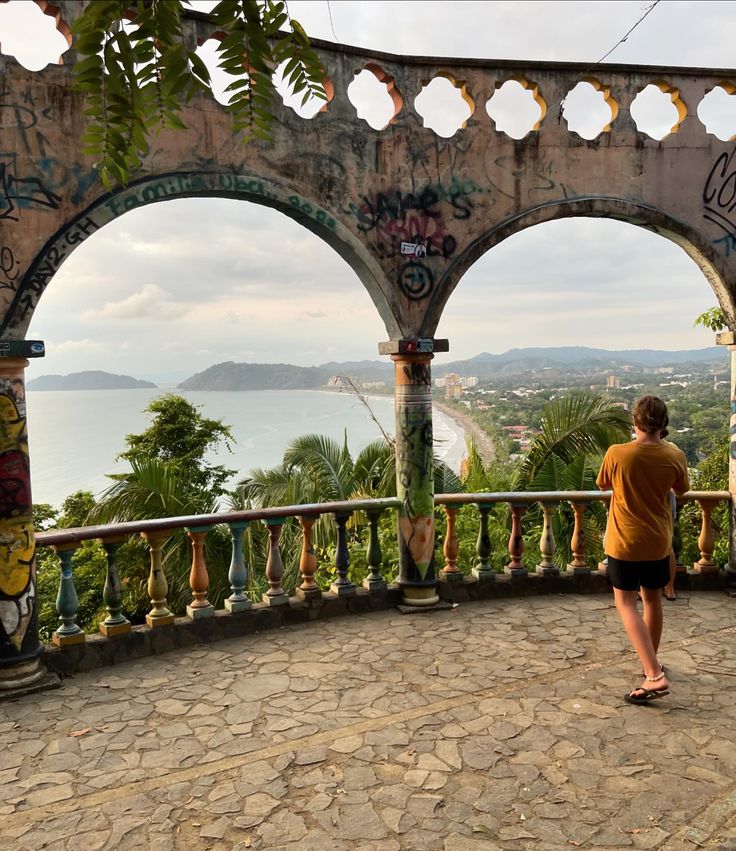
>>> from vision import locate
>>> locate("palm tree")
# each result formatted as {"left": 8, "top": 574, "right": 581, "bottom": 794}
{"left": 237, "top": 431, "right": 462, "bottom": 589}
{"left": 89, "top": 457, "right": 232, "bottom": 615}
{"left": 517, "top": 391, "right": 631, "bottom": 491}
{"left": 516, "top": 392, "right": 632, "bottom": 570}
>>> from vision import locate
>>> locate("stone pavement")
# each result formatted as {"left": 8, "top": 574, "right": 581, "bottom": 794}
{"left": 2, "top": 591, "right": 736, "bottom": 851}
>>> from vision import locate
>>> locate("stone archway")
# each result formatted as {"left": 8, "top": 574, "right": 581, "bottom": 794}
{"left": 420, "top": 196, "right": 736, "bottom": 338}
{"left": 2, "top": 171, "right": 404, "bottom": 340}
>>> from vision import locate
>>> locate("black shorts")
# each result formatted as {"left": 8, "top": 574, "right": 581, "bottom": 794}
{"left": 606, "top": 555, "right": 670, "bottom": 591}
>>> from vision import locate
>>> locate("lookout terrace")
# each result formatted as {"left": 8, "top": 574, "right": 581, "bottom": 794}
{"left": 2, "top": 2, "right": 736, "bottom": 846}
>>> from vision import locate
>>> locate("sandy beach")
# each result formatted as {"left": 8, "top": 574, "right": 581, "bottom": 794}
{"left": 433, "top": 400, "right": 496, "bottom": 465}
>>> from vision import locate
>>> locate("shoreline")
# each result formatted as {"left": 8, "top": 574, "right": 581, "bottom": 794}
{"left": 433, "top": 400, "right": 496, "bottom": 465}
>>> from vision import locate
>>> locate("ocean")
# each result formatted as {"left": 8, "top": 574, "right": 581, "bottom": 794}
{"left": 25, "top": 388, "right": 468, "bottom": 509}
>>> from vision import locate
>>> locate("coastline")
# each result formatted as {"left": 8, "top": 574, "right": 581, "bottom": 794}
{"left": 433, "top": 400, "right": 496, "bottom": 465}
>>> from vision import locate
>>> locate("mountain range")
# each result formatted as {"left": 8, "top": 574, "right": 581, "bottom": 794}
{"left": 178, "top": 346, "right": 725, "bottom": 390}
{"left": 26, "top": 347, "right": 726, "bottom": 391}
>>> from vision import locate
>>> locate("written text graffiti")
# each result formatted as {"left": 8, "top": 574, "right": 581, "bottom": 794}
{"left": 104, "top": 173, "right": 336, "bottom": 231}
{"left": 704, "top": 148, "right": 736, "bottom": 247}
{"left": 0, "top": 155, "right": 61, "bottom": 221}
{"left": 3, "top": 173, "right": 334, "bottom": 333}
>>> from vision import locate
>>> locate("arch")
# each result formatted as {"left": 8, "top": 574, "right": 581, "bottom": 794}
{"left": 3, "top": 171, "right": 403, "bottom": 339}
{"left": 420, "top": 197, "right": 736, "bottom": 337}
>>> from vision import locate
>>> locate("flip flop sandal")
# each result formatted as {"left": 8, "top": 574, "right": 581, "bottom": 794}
{"left": 624, "top": 686, "right": 670, "bottom": 705}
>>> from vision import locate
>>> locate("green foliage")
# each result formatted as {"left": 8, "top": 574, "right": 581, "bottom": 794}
{"left": 72, "top": 1, "right": 326, "bottom": 186}
{"left": 694, "top": 307, "right": 728, "bottom": 332}
{"left": 119, "top": 393, "right": 235, "bottom": 501}
{"left": 35, "top": 492, "right": 110, "bottom": 639}
{"left": 677, "top": 437, "right": 729, "bottom": 568}
{"left": 518, "top": 391, "right": 631, "bottom": 490}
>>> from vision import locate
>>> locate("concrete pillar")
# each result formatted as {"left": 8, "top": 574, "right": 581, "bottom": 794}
{"left": 717, "top": 333, "right": 736, "bottom": 586}
{"left": 0, "top": 358, "right": 58, "bottom": 698}
{"left": 381, "top": 339, "right": 448, "bottom": 606}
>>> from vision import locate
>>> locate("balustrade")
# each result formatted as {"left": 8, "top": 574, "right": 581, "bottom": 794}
{"left": 225, "top": 521, "right": 252, "bottom": 613}
{"left": 364, "top": 509, "right": 388, "bottom": 592}
{"left": 186, "top": 525, "right": 215, "bottom": 619}
{"left": 51, "top": 543, "right": 84, "bottom": 646}
{"left": 99, "top": 536, "right": 131, "bottom": 637}
{"left": 331, "top": 511, "right": 356, "bottom": 597}
{"left": 34, "top": 491, "right": 729, "bottom": 649}
{"left": 263, "top": 518, "right": 288, "bottom": 605}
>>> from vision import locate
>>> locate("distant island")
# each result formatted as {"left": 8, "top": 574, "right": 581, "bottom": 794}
{"left": 177, "top": 346, "right": 725, "bottom": 391}
{"left": 27, "top": 371, "right": 157, "bottom": 391}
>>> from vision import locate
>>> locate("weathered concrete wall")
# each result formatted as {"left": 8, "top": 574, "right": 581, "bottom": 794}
{"left": 2, "top": 5, "right": 736, "bottom": 341}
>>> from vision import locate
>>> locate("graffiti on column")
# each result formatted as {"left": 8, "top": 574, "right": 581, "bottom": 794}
{"left": 396, "top": 359, "right": 435, "bottom": 580}
{"left": 0, "top": 378, "right": 35, "bottom": 654}
{"left": 703, "top": 148, "right": 736, "bottom": 254}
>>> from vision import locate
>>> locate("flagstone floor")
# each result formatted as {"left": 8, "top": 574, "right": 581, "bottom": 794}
{"left": 2, "top": 591, "right": 736, "bottom": 850}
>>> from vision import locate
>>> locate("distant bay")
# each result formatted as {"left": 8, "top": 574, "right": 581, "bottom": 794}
{"left": 25, "top": 388, "right": 468, "bottom": 509}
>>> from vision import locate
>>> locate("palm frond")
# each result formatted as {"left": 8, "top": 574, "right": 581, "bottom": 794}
{"left": 519, "top": 392, "right": 631, "bottom": 489}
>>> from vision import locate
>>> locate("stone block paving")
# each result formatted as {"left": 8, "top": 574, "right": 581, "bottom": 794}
{"left": 2, "top": 592, "right": 736, "bottom": 850}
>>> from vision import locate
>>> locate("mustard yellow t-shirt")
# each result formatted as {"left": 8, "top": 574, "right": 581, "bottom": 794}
{"left": 596, "top": 440, "right": 689, "bottom": 561}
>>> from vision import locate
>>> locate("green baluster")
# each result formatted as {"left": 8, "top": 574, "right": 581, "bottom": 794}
{"left": 472, "top": 503, "right": 495, "bottom": 581}
{"left": 99, "top": 537, "right": 131, "bottom": 637}
{"left": 225, "top": 521, "right": 252, "bottom": 612}
{"left": 331, "top": 511, "right": 356, "bottom": 596}
{"left": 363, "top": 509, "right": 387, "bottom": 591}
{"left": 52, "top": 544, "right": 84, "bottom": 646}
{"left": 536, "top": 501, "right": 559, "bottom": 576}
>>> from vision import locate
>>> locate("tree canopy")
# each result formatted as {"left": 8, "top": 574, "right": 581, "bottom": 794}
{"left": 72, "top": 1, "right": 327, "bottom": 185}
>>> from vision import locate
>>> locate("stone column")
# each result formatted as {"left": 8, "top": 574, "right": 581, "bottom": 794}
{"left": 0, "top": 357, "right": 58, "bottom": 698}
{"left": 381, "top": 339, "right": 448, "bottom": 607}
{"left": 717, "top": 331, "right": 736, "bottom": 585}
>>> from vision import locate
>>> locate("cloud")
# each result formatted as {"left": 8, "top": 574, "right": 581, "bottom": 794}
{"left": 47, "top": 339, "right": 104, "bottom": 354}
{"left": 82, "top": 285, "right": 190, "bottom": 321}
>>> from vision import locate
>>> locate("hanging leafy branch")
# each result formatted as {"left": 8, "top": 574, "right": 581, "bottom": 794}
{"left": 71, "top": 0, "right": 327, "bottom": 187}
{"left": 694, "top": 306, "right": 728, "bottom": 332}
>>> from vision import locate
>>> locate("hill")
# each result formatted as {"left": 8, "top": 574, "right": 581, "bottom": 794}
{"left": 178, "top": 362, "right": 333, "bottom": 391}
{"left": 27, "top": 371, "right": 157, "bottom": 391}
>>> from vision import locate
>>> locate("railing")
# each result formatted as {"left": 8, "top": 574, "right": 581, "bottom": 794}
{"left": 35, "top": 490, "right": 731, "bottom": 649}
{"left": 35, "top": 497, "right": 402, "bottom": 647}
{"left": 436, "top": 490, "right": 731, "bottom": 582}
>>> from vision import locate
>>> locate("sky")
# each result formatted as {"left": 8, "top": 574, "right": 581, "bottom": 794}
{"left": 2, "top": 1, "right": 736, "bottom": 381}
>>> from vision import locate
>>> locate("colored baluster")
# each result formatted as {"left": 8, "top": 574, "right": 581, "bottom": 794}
{"left": 694, "top": 499, "right": 720, "bottom": 574}
{"left": 99, "top": 536, "right": 131, "bottom": 637}
{"left": 364, "top": 509, "right": 387, "bottom": 591}
{"left": 598, "top": 503, "right": 609, "bottom": 574}
{"left": 52, "top": 544, "right": 85, "bottom": 646}
{"left": 536, "top": 501, "right": 559, "bottom": 576}
{"left": 263, "top": 518, "right": 289, "bottom": 605}
{"left": 672, "top": 498, "right": 686, "bottom": 577}
{"left": 141, "top": 531, "right": 174, "bottom": 627}
{"left": 472, "top": 503, "right": 494, "bottom": 581}
{"left": 298, "top": 515, "right": 322, "bottom": 600}
{"left": 442, "top": 505, "right": 462, "bottom": 582}
{"left": 505, "top": 503, "right": 527, "bottom": 577}
{"left": 225, "top": 521, "right": 252, "bottom": 612}
{"left": 567, "top": 501, "right": 590, "bottom": 575}
{"left": 331, "top": 511, "right": 356, "bottom": 596}
{"left": 186, "top": 525, "right": 215, "bottom": 619}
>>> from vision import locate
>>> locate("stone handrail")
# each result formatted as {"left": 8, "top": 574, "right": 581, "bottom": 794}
{"left": 35, "top": 489, "right": 731, "bottom": 650}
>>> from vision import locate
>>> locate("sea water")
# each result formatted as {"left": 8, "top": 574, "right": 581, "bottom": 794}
{"left": 25, "top": 388, "right": 467, "bottom": 509}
